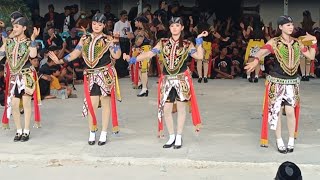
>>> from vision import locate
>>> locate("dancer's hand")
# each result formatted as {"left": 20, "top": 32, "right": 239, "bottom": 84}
{"left": 301, "top": 32, "right": 317, "bottom": 43}
{"left": 113, "top": 32, "right": 120, "bottom": 43}
{"left": 123, "top": 53, "right": 131, "bottom": 62}
{"left": 244, "top": 59, "right": 259, "bottom": 73}
{"left": 197, "top": 31, "right": 209, "bottom": 38}
{"left": 48, "top": 51, "right": 64, "bottom": 64}
{"left": 31, "top": 27, "right": 40, "bottom": 41}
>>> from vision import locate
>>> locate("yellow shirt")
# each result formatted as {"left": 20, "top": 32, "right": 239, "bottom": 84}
{"left": 50, "top": 76, "right": 61, "bottom": 90}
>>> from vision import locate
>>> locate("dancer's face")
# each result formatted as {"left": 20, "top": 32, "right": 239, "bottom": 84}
{"left": 92, "top": 21, "right": 105, "bottom": 33}
{"left": 279, "top": 22, "right": 294, "bottom": 35}
{"left": 169, "top": 23, "right": 183, "bottom": 36}
{"left": 11, "top": 24, "right": 26, "bottom": 37}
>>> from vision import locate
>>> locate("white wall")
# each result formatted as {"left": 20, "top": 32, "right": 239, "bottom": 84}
{"left": 243, "top": 0, "right": 320, "bottom": 29}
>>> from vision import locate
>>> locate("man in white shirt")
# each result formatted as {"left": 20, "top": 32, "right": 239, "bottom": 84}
{"left": 113, "top": 10, "right": 134, "bottom": 77}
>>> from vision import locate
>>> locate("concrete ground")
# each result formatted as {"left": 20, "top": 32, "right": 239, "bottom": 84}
{"left": 0, "top": 77, "right": 320, "bottom": 179}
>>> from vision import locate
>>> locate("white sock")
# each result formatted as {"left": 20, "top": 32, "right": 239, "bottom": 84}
{"left": 99, "top": 131, "right": 107, "bottom": 142}
{"left": 288, "top": 137, "right": 295, "bottom": 147}
{"left": 277, "top": 138, "right": 285, "bottom": 149}
{"left": 23, "top": 129, "right": 30, "bottom": 135}
{"left": 247, "top": 75, "right": 250, "bottom": 79}
{"left": 255, "top": 75, "right": 259, "bottom": 78}
{"left": 89, "top": 131, "right": 96, "bottom": 141}
{"left": 175, "top": 134, "right": 182, "bottom": 146}
{"left": 165, "top": 134, "right": 175, "bottom": 145}
{"left": 17, "top": 129, "right": 22, "bottom": 135}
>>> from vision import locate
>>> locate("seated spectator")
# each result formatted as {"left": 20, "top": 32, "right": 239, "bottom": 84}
{"left": 264, "top": 54, "right": 276, "bottom": 76}
{"left": 230, "top": 47, "right": 244, "bottom": 77}
{"left": 43, "top": 22, "right": 63, "bottom": 48}
{"left": 39, "top": 57, "right": 56, "bottom": 99}
{"left": 50, "top": 65, "right": 72, "bottom": 99}
{"left": 0, "top": 65, "right": 5, "bottom": 106}
{"left": 275, "top": 161, "right": 302, "bottom": 180}
{"left": 213, "top": 46, "right": 233, "bottom": 79}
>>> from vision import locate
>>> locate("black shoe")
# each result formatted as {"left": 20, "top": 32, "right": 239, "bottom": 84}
{"left": 163, "top": 140, "right": 175, "bottom": 148}
{"left": 20, "top": 109, "right": 24, "bottom": 114}
{"left": 88, "top": 140, "right": 95, "bottom": 145}
{"left": 20, "top": 133, "right": 30, "bottom": 142}
{"left": 98, "top": 139, "right": 107, "bottom": 146}
{"left": 203, "top": 77, "right": 208, "bottom": 83}
{"left": 287, "top": 146, "right": 294, "bottom": 153}
{"left": 248, "top": 77, "right": 253, "bottom": 82}
{"left": 277, "top": 143, "right": 287, "bottom": 154}
{"left": 198, "top": 78, "right": 202, "bottom": 83}
{"left": 306, "top": 76, "right": 310, "bottom": 81}
{"left": 173, "top": 139, "right": 183, "bottom": 149}
{"left": 14, "top": 133, "right": 22, "bottom": 142}
{"left": 253, "top": 77, "right": 258, "bottom": 83}
{"left": 137, "top": 90, "right": 148, "bottom": 97}
{"left": 301, "top": 76, "right": 307, "bottom": 81}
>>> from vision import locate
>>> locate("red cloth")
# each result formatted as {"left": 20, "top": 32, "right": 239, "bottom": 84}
{"left": 1, "top": 64, "right": 10, "bottom": 125}
{"left": 32, "top": 71, "right": 41, "bottom": 123}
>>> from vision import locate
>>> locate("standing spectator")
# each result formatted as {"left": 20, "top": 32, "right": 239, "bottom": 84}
{"left": 71, "top": 4, "right": 80, "bottom": 22}
{"left": 43, "top": 4, "right": 60, "bottom": 29}
{"left": 113, "top": 10, "right": 134, "bottom": 77}
{"left": 56, "top": 6, "right": 75, "bottom": 32}
{"left": 104, "top": 4, "right": 117, "bottom": 23}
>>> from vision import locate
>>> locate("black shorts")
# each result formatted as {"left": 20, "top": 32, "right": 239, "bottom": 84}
{"left": 14, "top": 86, "right": 25, "bottom": 99}
{"left": 90, "top": 83, "right": 111, "bottom": 96}
{"left": 166, "top": 88, "right": 188, "bottom": 103}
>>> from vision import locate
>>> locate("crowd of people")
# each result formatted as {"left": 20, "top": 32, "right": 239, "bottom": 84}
{"left": 0, "top": 0, "right": 319, "bottom": 155}
{"left": 1, "top": 1, "right": 319, "bottom": 103}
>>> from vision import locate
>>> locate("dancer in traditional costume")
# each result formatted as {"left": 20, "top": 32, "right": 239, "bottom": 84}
{"left": 131, "top": 16, "right": 152, "bottom": 96}
{"left": 0, "top": 12, "right": 41, "bottom": 141}
{"left": 245, "top": 15, "right": 317, "bottom": 153}
{"left": 49, "top": 13, "right": 122, "bottom": 146}
{"left": 124, "top": 17, "right": 207, "bottom": 149}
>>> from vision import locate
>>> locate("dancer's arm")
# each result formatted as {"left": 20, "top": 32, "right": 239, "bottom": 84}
{"left": 123, "top": 40, "right": 162, "bottom": 64}
{"left": 29, "top": 27, "right": 40, "bottom": 58}
{"left": 244, "top": 39, "right": 274, "bottom": 73}
{"left": 109, "top": 32, "right": 121, "bottom": 60}
{"left": 48, "top": 39, "right": 83, "bottom": 64}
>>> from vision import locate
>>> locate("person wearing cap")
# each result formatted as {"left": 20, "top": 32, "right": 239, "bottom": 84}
{"left": 0, "top": 12, "right": 41, "bottom": 141}
{"left": 130, "top": 16, "right": 153, "bottom": 97}
{"left": 113, "top": 10, "right": 134, "bottom": 78}
{"left": 48, "top": 13, "right": 122, "bottom": 146}
{"left": 275, "top": 161, "right": 302, "bottom": 180}
{"left": 124, "top": 17, "right": 208, "bottom": 149}
{"left": 245, "top": 15, "right": 317, "bottom": 154}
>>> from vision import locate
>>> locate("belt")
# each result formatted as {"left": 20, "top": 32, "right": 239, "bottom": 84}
{"left": 165, "top": 73, "right": 185, "bottom": 80}
{"left": 84, "top": 64, "right": 113, "bottom": 75}
{"left": 267, "top": 75, "right": 300, "bottom": 85}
